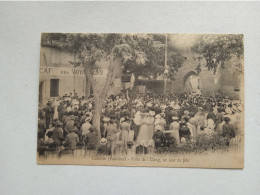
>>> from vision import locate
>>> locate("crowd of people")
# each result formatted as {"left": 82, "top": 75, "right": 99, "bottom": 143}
{"left": 37, "top": 90, "right": 243, "bottom": 157}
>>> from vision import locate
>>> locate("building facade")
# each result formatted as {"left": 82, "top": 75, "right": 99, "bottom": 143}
{"left": 39, "top": 46, "right": 122, "bottom": 105}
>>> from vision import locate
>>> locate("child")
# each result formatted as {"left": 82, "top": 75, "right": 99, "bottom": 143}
{"left": 153, "top": 125, "right": 166, "bottom": 150}
{"left": 179, "top": 117, "right": 191, "bottom": 142}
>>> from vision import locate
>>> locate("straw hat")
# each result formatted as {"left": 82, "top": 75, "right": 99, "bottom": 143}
{"left": 85, "top": 117, "right": 91, "bottom": 122}
{"left": 149, "top": 111, "right": 155, "bottom": 116}
{"left": 155, "top": 114, "right": 161, "bottom": 119}
{"left": 172, "top": 116, "right": 179, "bottom": 120}
{"left": 140, "top": 112, "right": 149, "bottom": 117}
{"left": 102, "top": 117, "right": 110, "bottom": 122}
{"left": 100, "top": 138, "right": 107, "bottom": 145}
{"left": 55, "top": 120, "right": 63, "bottom": 126}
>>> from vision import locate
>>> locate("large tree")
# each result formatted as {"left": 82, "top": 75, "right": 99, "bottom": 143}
{"left": 41, "top": 33, "right": 186, "bottom": 136}
{"left": 122, "top": 34, "right": 185, "bottom": 84}
{"left": 41, "top": 33, "right": 154, "bottom": 136}
{"left": 191, "top": 34, "right": 244, "bottom": 74}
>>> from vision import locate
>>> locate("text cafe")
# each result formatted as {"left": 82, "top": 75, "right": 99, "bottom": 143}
{"left": 39, "top": 66, "right": 86, "bottom": 105}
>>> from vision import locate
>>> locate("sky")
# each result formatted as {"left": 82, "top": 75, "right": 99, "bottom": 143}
{"left": 168, "top": 34, "right": 202, "bottom": 51}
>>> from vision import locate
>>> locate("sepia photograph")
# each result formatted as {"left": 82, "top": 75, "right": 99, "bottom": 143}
{"left": 37, "top": 33, "right": 244, "bottom": 168}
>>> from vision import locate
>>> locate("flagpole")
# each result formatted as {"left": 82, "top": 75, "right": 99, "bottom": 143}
{"left": 163, "top": 34, "right": 168, "bottom": 98}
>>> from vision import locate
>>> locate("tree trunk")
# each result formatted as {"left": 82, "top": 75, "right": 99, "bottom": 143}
{"left": 85, "top": 77, "right": 91, "bottom": 98}
{"left": 83, "top": 50, "right": 117, "bottom": 139}
{"left": 92, "top": 96, "right": 102, "bottom": 139}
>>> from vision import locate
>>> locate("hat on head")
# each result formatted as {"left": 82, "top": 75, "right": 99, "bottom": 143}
{"left": 173, "top": 105, "right": 180, "bottom": 110}
{"left": 155, "top": 114, "right": 161, "bottom": 119}
{"left": 172, "top": 116, "right": 179, "bottom": 120}
{"left": 224, "top": 117, "right": 231, "bottom": 122}
{"left": 102, "top": 117, "right": 110, "bottom": 122}
{"left": 189, "top": 112, "right": 194, "bottom": 117}
{"left": 55, "top": 120, "right": 63, "bottom": 126}
{"left": 149, "top": 111, "right": 155, "bottom": 116}
{"left": 85, "top": 117, "right": 91, "bottom": 122}
{"left": 181, "top": 137, "right": 186, "bottom": 143}
{"left": 140, "top": 112, "right": 149, "bottom": 117}
{"left": 184, "top": 110, "right": 189, "bottom": 115}
{"left": 124, "top": 116, "right": 131, "bottom": 121}
{"left": 198, "top": 107, "right": 203, "bottom": 111}
{"left": 100, "top": 138, "right": 107, "bottom": 145}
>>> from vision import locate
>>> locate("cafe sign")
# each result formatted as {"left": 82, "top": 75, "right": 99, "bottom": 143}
{"left": 40, "top": 66, "right": 108, "bottom": 77}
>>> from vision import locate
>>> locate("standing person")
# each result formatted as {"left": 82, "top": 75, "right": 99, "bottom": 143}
{"left": 215, "top": 107, "right": 224, "bottom": 129}
{"left": 222, "top": 117, "right": 235, "bottom": 146}
{"left": 153, "top": 125, "right": 166, "bottom": 150}
{"left": 44, "top": 101, "right": 54, "bottom": 129}
{"left": 65, "top": 126, "right": 79, "bottom": 156}
{"left": 106, "top": 118, "right": 119, "bottom": 156}
{"left": 147, "top": 111, "right": 155, "bottom": 141}
{"left": 119, "top": 116, "right": 131, "bottom": 155}
{"left": 166, "top": 116, "right": 180, "bottom": 145}
{"left": 188, "top": 112, "right": 197, "bottom": 139}
{"left": 53, "top": 121, "right": 64, "bottom": 147}
{"left": 206, "top": 107, "right": 215, "bottom": 131}
{"left": 84, "top": 126, "right": 98, "bottom": 156}
{"left": 136, "top": 112, "right": 149, "bottom": 154}
{"left": 53, "top": 98, "right": 60, "bottom": 120}
{"left": 80, "top": 117, "right": 92, "bottom": 137}
{"left": 179, "top": 117, "right": 191, "bottom": 142}
{"left": 194, "top": 107, "right": 206, "bottom": 132}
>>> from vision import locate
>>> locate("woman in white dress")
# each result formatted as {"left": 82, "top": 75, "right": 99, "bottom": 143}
{"left": 165, "top": 116, "right": 180, "bottom": 146}
{"left": 136, "top": 112, "right": 150, "bottom": 152}
{"left": 147, "top": 111, "right": 155, "bottom": 141}
{"left": 53, "top": 98, "right": 60, "bottom": 120}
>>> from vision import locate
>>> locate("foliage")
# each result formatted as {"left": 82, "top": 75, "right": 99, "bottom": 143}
{"left": 122, "top": 34, "right": 186, "bottom": 81}
{"left": 191, "top": 34, "right": 244, "bottom": 74}
{"left": 41, "top": 33, "right": 185, "bottom": 81}
{"left": 156, "top": 134, "right": 229, "bottom": 154}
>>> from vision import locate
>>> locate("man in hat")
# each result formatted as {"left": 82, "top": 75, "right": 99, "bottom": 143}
{"left": 81, "top": 117, "right": 92, "bottom": 137}
{"left": 44, "top": 102, "right": 54, "bottom": 129}
{"left": 84, "top": 126, "right": 98, "bottom": 156}
{"left": 106, "top": 118, "right": 119, "bottom": 156}
{"left": 222, "top": 117, "right": 235, "bottom": 146}
{"left": 53, "top": 121, "right": 64, "bottom": 147}
{"left": 65, "top": 126, "right": 79, "bottom": 153}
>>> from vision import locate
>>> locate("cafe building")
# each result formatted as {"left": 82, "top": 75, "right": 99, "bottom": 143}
{"left": 39, "top": 46, "right": 122, "bottom": 105}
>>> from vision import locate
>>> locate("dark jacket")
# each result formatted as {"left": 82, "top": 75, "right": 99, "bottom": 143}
{"left": 153, "top": 130, "right": 166, "bottom": 143}
{"left": 84, "top": 131, "right": 98, "bottom": 150}
{"left": 53, "top": 127, "right": 64, "bottom": 146}
{"left": 223, "top": 123, "right": 235, "bottom": 138}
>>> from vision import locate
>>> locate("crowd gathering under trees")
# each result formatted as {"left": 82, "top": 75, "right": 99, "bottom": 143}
{"left": 37, "top": 90, "right": 243, "bottom": 157}
{"left": 38, "top": 33, "right": 243, "bottom": 157}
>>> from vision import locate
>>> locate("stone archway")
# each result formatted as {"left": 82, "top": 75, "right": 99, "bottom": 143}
{"left": 183, "top": 71, "right": 199, "bottom": 93}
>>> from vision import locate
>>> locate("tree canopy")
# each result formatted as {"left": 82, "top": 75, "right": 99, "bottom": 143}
{"left": 41, "top": 33, "right": 185, "bottom": 81}
{"left": 191, "top": 34, "right": 244, "bottom": 74}
{"left": 122, "top": 34, "right": 186, "bottom": 81}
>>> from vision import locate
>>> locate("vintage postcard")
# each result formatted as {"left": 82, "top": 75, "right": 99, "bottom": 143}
{"left": 37, "top": 33, "right": 244, "bottom": 168}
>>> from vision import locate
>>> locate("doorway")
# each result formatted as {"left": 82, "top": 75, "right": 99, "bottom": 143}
{"left": 50, "top": 79, "right": 59, "bottom": 97}
{"left": 183, "top": 71, "right": 199, "bottom": 93}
